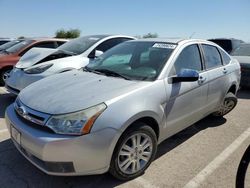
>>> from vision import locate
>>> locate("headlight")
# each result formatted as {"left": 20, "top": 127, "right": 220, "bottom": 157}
{"left": 46, "top": 103, "right": 107, "bottom": 135}
{"left": 24, "top": 64, "right": 53, "bottom": 74}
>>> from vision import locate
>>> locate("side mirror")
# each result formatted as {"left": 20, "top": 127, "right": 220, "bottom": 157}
{"left": 172, "top": 69, "right": 199, "bottom": 83}
{"left": 95, "top": 50, "right": 103, "bottom": 58}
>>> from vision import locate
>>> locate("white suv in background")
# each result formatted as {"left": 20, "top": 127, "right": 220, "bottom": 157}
{"left": 5, "top": 35, "right": 135, "bottom": 94}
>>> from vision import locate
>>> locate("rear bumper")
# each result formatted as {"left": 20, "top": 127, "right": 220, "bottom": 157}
{"left": 5, "top": 104, "right": 118, "bottom": 176}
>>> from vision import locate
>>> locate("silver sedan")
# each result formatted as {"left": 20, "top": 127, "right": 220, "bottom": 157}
{"left": 5, "top": 38, "right": 240, "bottom": 180}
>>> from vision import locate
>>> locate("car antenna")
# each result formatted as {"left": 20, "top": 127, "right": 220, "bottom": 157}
{"left": 189, "top": 32, "right": 196, "bottom": 39}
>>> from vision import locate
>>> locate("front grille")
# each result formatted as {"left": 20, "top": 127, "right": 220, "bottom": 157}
{"left": 15, "top": 111, "right": 55, "bottom": 133}
{"left": 26, "top": 112, "right": 45, "bottom": 122}
{"left": 14, "top": 98, "right": 54, "bottom": 133}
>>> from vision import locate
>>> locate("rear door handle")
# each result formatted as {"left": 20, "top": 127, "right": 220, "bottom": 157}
{"left": 222, "top": 68, "right": 228, "bottom": 74}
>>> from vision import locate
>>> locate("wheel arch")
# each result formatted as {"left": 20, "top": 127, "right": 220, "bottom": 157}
{"left": 107, "top": 112, "right": 161, "bottom": 165}
{"left": 227, "top": 83, "right": 237, "bottom": 95}
{"left": 0, "top": 65, "right": 13, "bottom": 72}
{"left": 108, "top": 114, "right": 160, "bottom": 175}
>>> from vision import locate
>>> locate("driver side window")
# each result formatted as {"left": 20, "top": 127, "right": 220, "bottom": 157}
{"left": 170, "top": 44, "right": 202, "bottom": 76}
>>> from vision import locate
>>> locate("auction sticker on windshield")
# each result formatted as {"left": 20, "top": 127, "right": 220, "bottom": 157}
{"left": 153, "top": 43, "right": 177, "bottom": 49}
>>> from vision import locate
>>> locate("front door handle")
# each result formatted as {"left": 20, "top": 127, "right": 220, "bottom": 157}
{"left": 198, "top": 76, "right": 206, "bottom": 84}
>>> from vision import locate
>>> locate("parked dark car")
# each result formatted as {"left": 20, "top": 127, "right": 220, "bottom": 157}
{"left": 231, "top": 43, "right": 250, "bottom": 88}
{"left": 0, "top": 38, "right": 68, "bottom": 85}
{"left": 0, "top": 38, "right": 13, "bottom": 46}
{"left": 0, "top": 40, "right": 23, "bottom": 53}
{"left": 208, "top": 38, "right": 244, "bottom": 54}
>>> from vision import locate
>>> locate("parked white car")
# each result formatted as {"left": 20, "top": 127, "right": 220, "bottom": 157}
{"left": 5, "top": 35, "right": 135, "bottom": 94}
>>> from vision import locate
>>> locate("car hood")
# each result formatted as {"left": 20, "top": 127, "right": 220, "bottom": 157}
{"left": 15, "top": 47, "right": 76, "bottom": 69}
{"left": 19, "top": 70, "right": 148, "bottom": 114}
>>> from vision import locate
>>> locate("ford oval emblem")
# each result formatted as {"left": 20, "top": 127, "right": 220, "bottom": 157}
{"left": 17, "top": 106, "right": 27, "bottom": 116}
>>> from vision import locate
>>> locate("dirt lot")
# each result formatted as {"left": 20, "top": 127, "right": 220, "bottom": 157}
{"left": 0, "top": 87, "right": 249, "bottom": 188}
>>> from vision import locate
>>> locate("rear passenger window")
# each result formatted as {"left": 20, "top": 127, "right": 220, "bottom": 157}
{"left": 202, "top": 45, "right": 222, "bottom": 69}
{"left": 219, "top": 49, "right": 231, "bottom": 65}
{"left": 170, "top": 44, "right": 202, "bottom": 76}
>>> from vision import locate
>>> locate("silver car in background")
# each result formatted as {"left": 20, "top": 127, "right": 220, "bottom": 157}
{"left": 5, "top": 35, "right": 135, "bottom": 94}
{"left": 231, "top": 43, "right": 250, "bottom": 88}
{"left": 5, "top": 38, "right": 240, "bottom": 180}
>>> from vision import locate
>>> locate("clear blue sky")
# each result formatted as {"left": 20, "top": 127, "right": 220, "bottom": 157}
{"left": 0, "top": 0, "right": 249, "bottom": 41}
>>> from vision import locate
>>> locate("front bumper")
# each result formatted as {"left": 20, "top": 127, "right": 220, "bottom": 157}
{"left": 5, "top": 104, "right": 118, "bottom": 176}
{"left": 5, "top": 68, "right": 46, "bottom": 95}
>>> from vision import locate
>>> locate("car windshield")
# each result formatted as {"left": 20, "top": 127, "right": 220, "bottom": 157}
{"left": 58, "top": 35, "right": 104, "bottom": 55}
{"left": 0, "top": 40, "right": 22, "bottom": 51}
{"left": 231, "top": 44, "right": 250, "bottom": 56}
{"left": 86, "top": 41, "right": 176, "bottom": 81}
{"left": 6, "top": 40, "right": 33, "bottom": 54}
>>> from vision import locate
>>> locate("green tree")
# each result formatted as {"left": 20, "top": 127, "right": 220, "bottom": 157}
{"left": 143, "top": 32, "right": 158, "bottom": 38}
{"left": 134, "top": 35, "right": 142, "bottom": 39}
{"left": 18, "top": 36, "right": 25, "bottom": 39}
{"left": 55, "top": 29, "right": 81, "bottom": 38}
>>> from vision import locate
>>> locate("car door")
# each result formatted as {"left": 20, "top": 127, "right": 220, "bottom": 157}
{"left": 163, "top": 44, "right": 209, "bottom": 137}
{"left": 201, "top": 44, "right": 230, "bottom": 112}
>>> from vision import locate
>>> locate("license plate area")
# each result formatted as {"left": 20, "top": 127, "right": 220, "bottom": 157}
{"left": 11, "top": 125, "right": 21, "bottom": 145}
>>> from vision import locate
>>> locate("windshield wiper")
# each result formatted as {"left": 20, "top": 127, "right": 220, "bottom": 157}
{"left": 94, "top": 68, "right": 131, "bottom": 80}
{"left": 83, "top": 67, "right": 103, "bottom": 75}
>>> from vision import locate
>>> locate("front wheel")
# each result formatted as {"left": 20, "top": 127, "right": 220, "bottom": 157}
{"left": 0, "top": 68, "right": 12, "bottom": 85}
{"left": 109, "top": 123, "right": 157, "bottom": 180}
{"left": 212, "top": 92, "right": 237, "bottom": 117}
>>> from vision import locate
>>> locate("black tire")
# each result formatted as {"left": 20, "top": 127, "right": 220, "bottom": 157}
{"left": 0, "top": 68, "right": 12, "bottom": 85}
{"left": 109, "top": 122, "right": 157, "bottom": 181}
{"left": 212, "top": 92, "right": 237, "bottom": 117}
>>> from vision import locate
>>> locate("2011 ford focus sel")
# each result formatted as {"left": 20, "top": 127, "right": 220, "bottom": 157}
{"left": 5, "top": 38, "right": 241, "bottom": 180}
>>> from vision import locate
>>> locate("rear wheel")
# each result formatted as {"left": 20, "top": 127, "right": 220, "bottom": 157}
{"left": 0, "top": 68, "right": 12, "bottom": 85}
{"left": 109, "top": 123, "right": 157, "bottom": 180}
{"left": 212, "top": 92, "right": 237, "bottom": 117}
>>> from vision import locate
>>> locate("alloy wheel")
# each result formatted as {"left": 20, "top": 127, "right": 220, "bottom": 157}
{"left": 118, "top": 133, "right": 153, "bottom": 175}
{"left": 217, "top": 99, "right": 236, "bottom": 116}
{"left": 2, "top": 69, "right": 11, "bottom": 82}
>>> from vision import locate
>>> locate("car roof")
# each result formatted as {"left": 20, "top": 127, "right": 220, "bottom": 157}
{"left": 238, "top": 42, "right": 250, "bottom": 46}
{"left": 77, "top": 34, "right": 135, "bottom": 40}
{"left": 0, "top": 38, "right": 13, "bottom": 41}
{"left": 22, "top": 38, "right": 69, "bottom": 42}
{"left": 135, "top": 38, "right": 184, "bottom": 43}
{"left": 132, "top": 38, "right": 210, "bottom": 44}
